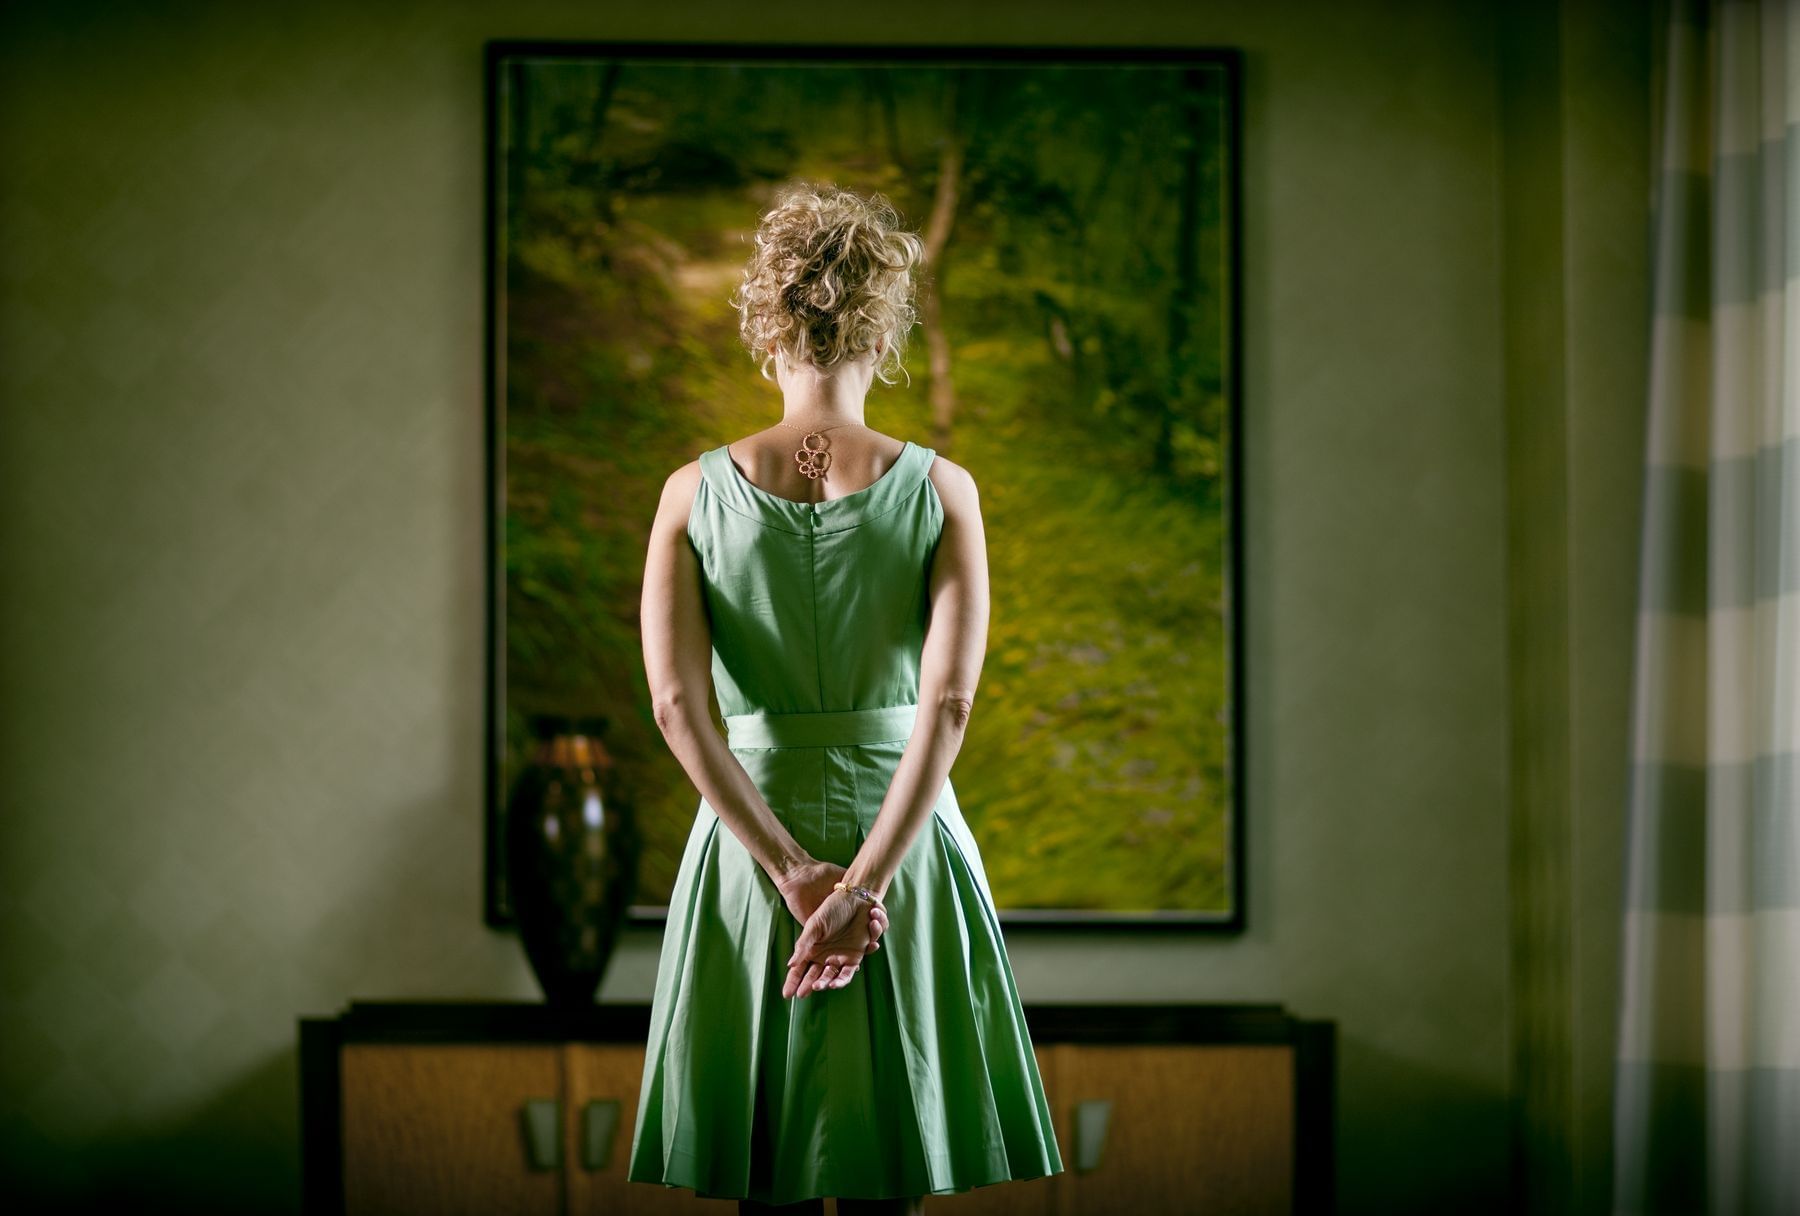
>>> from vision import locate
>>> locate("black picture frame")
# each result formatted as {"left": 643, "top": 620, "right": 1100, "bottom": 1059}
{"left": 483, "top": 39, "right": 1245, "bottom": 934}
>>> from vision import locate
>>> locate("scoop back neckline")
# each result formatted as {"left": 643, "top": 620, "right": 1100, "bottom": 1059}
{"left": 721, "top": 440, "right": 917, "bottom": 508}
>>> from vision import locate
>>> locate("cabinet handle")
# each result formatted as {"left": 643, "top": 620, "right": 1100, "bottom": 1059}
{"left": 1073, "top": 1099, "right": 1112, "bottom": 1173}
{"left": 520, "top": 1098, "right": 561, "bottom": 1171}
{"left": 580, "top": 1099, "right": 622, "bottom": 1171}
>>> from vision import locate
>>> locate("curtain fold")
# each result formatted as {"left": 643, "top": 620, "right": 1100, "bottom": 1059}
{"left": 1615, "top": 0, "right": 1800, "bottom": 1212}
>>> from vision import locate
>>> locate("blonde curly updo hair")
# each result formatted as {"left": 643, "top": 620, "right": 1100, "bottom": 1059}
{"left": 730, "top": 183, "right": 925, "bottom": 386}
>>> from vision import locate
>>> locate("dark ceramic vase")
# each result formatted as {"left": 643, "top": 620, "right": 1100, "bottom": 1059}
{"left": 505, "top": 714, "right": 640, "bottom": 1007}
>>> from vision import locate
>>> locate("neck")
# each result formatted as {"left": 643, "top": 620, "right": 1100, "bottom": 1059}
{"left": 773, "top": 349, "right": 878, "bottom": 427}
{"left": 779, "top": 380, "right": 867, "bottom": 427}
{"left": 782, "top": 404, "right": 866, "bottom": 431}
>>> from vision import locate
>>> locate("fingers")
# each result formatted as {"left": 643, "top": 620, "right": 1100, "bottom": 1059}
{"left": 786, "top": 959, "right": 860, "bottom": 997}
{"left": 784, "top": 960, "right": 823, "bottom": 999}
{"left": 784, "top": 947, "right": 874, "bottom": 999}
{"left": 797, "top": 961, "right": 842, "bottom": 995}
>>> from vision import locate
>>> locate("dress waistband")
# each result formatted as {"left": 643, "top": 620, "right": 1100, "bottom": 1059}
{"left": 724, "top": 703, "right": 919, "bottom": 750}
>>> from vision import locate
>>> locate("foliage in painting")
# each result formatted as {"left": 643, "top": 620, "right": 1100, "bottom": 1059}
{"left": 499, "top": 58, "right": 1233, "bottom": 916}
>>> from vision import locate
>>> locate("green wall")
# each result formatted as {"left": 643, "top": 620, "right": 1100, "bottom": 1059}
{"left": 0, "top": 0, "right": 1649, "bottom": 1211}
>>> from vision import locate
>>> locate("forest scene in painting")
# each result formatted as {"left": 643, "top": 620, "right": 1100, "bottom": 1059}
{"left": 496, "top": 54, "right": 1234, "bottom": 919}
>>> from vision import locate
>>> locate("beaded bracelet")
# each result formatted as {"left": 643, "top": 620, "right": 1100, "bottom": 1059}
{"left": 833, "top": 880, "right": 884, "bottom": 910}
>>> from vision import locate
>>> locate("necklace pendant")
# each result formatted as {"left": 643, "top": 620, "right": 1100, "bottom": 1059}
{"left": 794, "top": 439, "right": 830, "bottom": 480}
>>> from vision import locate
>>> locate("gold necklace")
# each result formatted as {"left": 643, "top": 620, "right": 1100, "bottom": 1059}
{"left": 772, "top": 417, "right": 864, "bottom": 480}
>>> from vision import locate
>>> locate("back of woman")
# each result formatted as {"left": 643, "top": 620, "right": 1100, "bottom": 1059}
{"left": 628, "top": 183, "right": 1064, "bottom": 1215}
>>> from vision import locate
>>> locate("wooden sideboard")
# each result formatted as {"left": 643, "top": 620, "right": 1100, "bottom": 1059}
{"left": 300, "top": 1001, "right": 1335, "bottom": 1215}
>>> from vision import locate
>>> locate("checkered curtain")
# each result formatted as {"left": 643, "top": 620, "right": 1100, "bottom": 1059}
{"left": 1613, "top": 1, "right": 1800, "bottom": 1212}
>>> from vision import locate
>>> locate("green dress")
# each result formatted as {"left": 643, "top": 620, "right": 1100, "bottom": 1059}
{"left": 627, "top": 440, "right": 1065, "bottom": 1205}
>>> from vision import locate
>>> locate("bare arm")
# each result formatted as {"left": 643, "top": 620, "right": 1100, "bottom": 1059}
{"left": 641, "top": 461, "right": 817, "bottom": 886}
{"left": 841, "top": 457, "right": 988, "bottom": 900}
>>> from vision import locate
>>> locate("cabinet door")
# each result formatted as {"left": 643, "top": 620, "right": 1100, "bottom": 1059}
{"left": 564, "top": 1042, "right": 733, "bottom": 1214}
{"left": 1051, "top": 1043, "right": 1293, "bottom": 1216}
{"left": 341, "top": 1043, "right": 561, "bottom": 1216}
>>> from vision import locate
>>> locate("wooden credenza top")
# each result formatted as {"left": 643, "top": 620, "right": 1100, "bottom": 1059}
{"left": 314, "top": 999, "right": 1327, "bottom": 1045}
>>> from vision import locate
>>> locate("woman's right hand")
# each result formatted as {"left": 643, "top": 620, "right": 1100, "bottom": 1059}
{"left": 784, "top": 887, "right": 886, "bottom": 999}
{"left": 773, "top": 860, "right": 886, "bottom": 997}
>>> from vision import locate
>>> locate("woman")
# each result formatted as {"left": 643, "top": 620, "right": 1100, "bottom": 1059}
{"left": 628, "top": 183, "right": 1064, "bottom": 1215}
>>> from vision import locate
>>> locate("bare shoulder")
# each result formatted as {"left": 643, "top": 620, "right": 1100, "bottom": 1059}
{"left": 924, "top": 453, "right": 981, "bottom": 518}
{"left": 651, "top": 458, "right": 704, "bottom": 533}
{"left": 663, "top": 457, "right": 703, "bottom": 496}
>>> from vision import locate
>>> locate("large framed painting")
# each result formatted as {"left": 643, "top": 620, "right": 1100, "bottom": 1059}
{"left": 485, "top": 40, "right": 1243, "bottom": 931}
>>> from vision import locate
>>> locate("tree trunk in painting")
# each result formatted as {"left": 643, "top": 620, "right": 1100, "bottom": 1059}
{"left": 921, "top": 76, "right": 963, "bottom": 456}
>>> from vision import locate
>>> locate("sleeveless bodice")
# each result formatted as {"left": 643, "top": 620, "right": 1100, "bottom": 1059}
{"left": 689, "top": 440, "right": 943, "bottom": 738}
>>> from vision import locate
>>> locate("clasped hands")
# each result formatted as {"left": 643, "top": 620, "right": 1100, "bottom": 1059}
{"left": 774, "top": 859, "right": 888, "bottom": 1000}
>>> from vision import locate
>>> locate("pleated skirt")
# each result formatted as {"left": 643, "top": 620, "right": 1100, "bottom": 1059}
{"left": 626, "top": 739, "right": 1064, "bottom": 1204}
